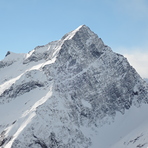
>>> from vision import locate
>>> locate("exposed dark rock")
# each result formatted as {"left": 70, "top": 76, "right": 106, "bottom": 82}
{"left": 0, "top": 25, "right": 148, "bottom": 148}
{"left": 0, "top": 81, "right": 44, "bottom": 103}
{"left": 5, "top": 51, "right": 11, "bottom": 57}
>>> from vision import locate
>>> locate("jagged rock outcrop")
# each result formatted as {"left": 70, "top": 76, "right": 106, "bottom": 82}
{"left": 0, "top": 25, "right": 148, "bottom": 148}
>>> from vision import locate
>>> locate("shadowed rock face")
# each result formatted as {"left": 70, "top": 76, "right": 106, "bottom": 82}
{"left": 0, "top": 60, "right": 14, "bottom": 68}
{"left": 0, "top": 25, "right": 148, "bottom": 148}
{"left": 0, "top": 81, "right": 44, "bottom": 103}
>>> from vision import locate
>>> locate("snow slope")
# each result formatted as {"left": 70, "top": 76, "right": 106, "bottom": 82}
{"left": 0, "top": 25, "right": 148, "bottom": 148}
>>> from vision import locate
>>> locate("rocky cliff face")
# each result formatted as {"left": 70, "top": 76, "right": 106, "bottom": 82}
{"left": 0, "top": 25, "right": 148, "bottom": 148}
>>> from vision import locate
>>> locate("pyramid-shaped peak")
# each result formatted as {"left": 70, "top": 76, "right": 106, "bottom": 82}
{"left": 62, "top": 25, "right": 98, "bottom": 41}
{"left": 71, "top": 24, "right": 95, "bottom": 36}
{"left": 74, "top": 24, "right": 90, "bottom": 31}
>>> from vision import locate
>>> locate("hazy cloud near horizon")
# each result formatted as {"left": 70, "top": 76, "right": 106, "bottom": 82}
{"left": 124, "top": 52, "right": 148, "bottom": 78}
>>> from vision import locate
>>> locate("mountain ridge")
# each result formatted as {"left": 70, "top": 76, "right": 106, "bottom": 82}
{"left": 0, "top": 25, "right": 148, "bottom": 148}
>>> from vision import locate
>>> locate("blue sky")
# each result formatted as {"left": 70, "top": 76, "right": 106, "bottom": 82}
{"left": 0, "top": 0, "right": 148, "bottom": 77}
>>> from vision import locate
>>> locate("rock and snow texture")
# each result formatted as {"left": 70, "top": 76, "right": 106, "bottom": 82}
{"left": 0, "top": 25, "right": 148, "bottom": 148}
{"left": 144, "top": 78, "right": 148, "bottom": 83}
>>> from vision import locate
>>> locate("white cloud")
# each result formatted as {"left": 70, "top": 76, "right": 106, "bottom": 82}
{"left": 123, "top": 52, "right": 148, "bottom": 78}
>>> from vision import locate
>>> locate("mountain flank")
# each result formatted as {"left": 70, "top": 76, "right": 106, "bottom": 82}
{"left": 0, "top": 25, "right": 148, "bottom": 148}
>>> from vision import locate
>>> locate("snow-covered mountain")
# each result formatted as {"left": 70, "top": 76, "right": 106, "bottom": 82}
{"left": 144, "top": 78, "right": 148, "bottom": 83}
{"left": 0, "top": 25, "right": 148, "bottom": 148}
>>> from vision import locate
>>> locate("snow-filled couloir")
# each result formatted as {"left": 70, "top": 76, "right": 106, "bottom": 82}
{"left": 0, "top": 25, "right": 148, "bottom": 148}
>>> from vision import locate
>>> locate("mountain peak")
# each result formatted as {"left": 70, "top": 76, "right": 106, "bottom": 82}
{"left": 1, "top": 25, "right": 148, "bottom": 148}
{"left": 61, "top": 25, "right": 97, "bottom": 41}
{"left": 74, "top": 24, "right": 89, "bottom": 32}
